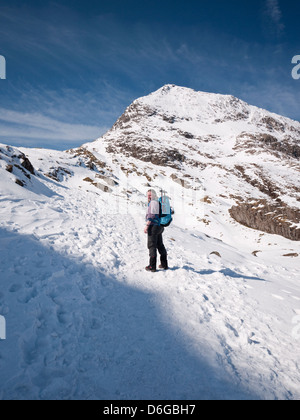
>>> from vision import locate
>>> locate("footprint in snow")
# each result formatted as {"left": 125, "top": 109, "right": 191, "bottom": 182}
{"left": 17, "top": 288, "right": 38, "bottom": 304}
{"left": 272, "top": 294, "right": 284, "bottom": 301}
{"left": 225, "top": 322, "right": 239, "bottom": 338}
{"left": 282, "top": 290, "right": 300, "bottom": 301}
{"left": 9, "top": 284, "right": 22, "bottom": 293}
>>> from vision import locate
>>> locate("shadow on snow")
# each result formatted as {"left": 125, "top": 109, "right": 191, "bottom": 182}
{"left": 177, "top": 265, "right": 267, "bottom": 282}
{"left": 0, "top": 227, "right": 259, "bottom": 400}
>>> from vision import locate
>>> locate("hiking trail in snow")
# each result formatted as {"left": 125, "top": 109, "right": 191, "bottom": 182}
{"left": 1, "top": 175, "right": 299, "bottom": 400}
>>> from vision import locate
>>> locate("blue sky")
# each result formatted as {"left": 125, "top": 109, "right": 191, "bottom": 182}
{"left": 0, "top": 0, "right": 299, "bottom": 150}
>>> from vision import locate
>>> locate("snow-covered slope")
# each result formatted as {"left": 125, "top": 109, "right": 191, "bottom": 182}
{"left": 82, "top": 84, "right": 300, "bottom": 243}
{"left": 0, "top": 85, "right": 300, "bottom": 400}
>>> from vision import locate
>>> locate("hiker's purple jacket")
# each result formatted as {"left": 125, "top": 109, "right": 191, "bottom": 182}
{"left": 146, "top": 200, "right": 161, "bottom": 226}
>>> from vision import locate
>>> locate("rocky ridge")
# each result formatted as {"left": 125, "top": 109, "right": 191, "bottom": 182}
{"left": 81, "top": 84, "right": 300, "bottom": 241}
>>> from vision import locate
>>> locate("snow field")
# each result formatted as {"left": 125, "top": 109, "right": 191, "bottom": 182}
{"left": 1, "top": 175, "right": 299, "bottom": 399}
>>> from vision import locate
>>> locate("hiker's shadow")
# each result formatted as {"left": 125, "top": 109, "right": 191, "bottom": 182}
{"left": 176, "top": 265, "right": 267, "bottom": 282}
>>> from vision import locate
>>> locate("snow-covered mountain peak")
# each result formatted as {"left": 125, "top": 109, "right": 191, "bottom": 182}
{"left": 131, "top": 83, "right": 300, "bottom": 132}
{"left": 82, "top": 85, "right": 300, "bottom": 242}
{"left": 1, "top": 86, "right": 300, "bottom": 400}
{"left": 131, "top": 84, "right": 250, "bottom": 124}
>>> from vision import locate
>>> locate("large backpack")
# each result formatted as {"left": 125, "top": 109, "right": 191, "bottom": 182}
{"left": 159, "top": 191, "right": 173, "bottom": 227}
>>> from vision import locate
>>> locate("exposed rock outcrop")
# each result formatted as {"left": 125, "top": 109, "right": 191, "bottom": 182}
{"left": 229, "top": 199, "right": 300, "bottom": 241}
{"left": 0, "top": 145, "right": 36, "bottom": 187}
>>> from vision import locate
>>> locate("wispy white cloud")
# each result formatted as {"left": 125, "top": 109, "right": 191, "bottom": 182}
{"left": 239, "top": 80, "right": 299, "bottom": 122}
{"left": 263, "top": 0, "right": 285, "bottom": 37}
{"left": 0, "top": 78, "right": 134, "bottom": 149}
{"left": 0, "top": 107, "right": 107, "bottom": 149}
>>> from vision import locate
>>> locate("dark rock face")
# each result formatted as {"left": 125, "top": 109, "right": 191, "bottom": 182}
{"left": 45, "top": 167, "right": 73, "bottom": 182}
{"left": 229, "top": 200, "right": 300, "bottom": 241}
{"left": 68, "top": 147, "right": 107, "bottom": 171}
{"left": 256, "top": 133, "right": 300, "bottom": 159}
{"left": 106, "top": 139, "right": 185, "bottom": 169}
{"left": 235, "top": 132, "right": 300, "bottom": 159}
{"left": 1, "top": 146, "right": 36, "bottom": 187}
{"left": 21, "top": 156, "right": 35, "bottom": 175}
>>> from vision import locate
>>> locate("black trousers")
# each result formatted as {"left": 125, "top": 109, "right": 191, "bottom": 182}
{"left": 147, "top": 225, "right": 167, "bottom": 261}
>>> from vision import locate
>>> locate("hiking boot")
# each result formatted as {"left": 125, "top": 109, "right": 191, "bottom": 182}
{"left": 146, "top": 256, "right": 157, "bottom": 272}
{"left": 159, "top": 255, "right": 169, "bottom": 270}
{"left": 145, "top": 265, "right": 157, "bottom": 273}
